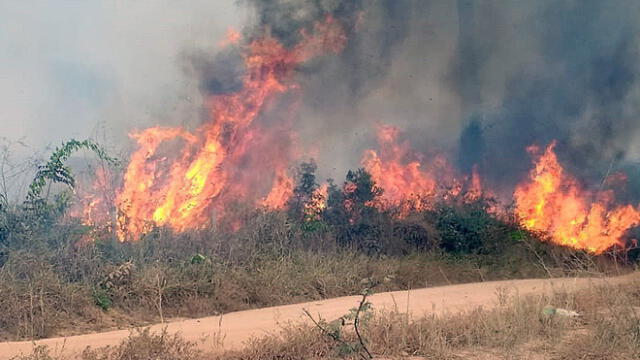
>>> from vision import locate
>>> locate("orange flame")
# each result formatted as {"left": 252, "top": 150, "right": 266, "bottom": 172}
{"left": 261, "top": 168, "right": 294, "bottom": 210}
{"left": 114, "top": 17, "right": 346, "bottom": 240}
{"left": 514, "top": 142, "right": 640, "bottom": 254}
{"left": 362, "top": 125, "right": 437, "bottom": 214}
{"left": 219, "top": 27, "right": 242, "bottom": 48}
{"left": 304, "top": 183, "right": 328, "bottom": 221}
{"left": 362, "top": 124, "right": 486, "bottom": 216}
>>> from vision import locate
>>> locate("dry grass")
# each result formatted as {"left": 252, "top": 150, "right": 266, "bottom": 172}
{"left": 0, "top": 250, "right": 101, "bottom": 339}
{"left": 12, "top": 275, "right": 640, "bottom": 359}
{"left": 215, "top": 275, "right": 640, "bottom": 360}
{"left": 0, "top": 243, "right": 558, "bottom": 341}
{"left": 10, "top": 328, "right": 201, "bottom": 360}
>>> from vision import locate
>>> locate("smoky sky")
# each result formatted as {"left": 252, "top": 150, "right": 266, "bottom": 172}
{"left": 229, "top": 0, "right": 640, "bottom": 197}
{"left": 0, "top": 1, "right": 246, "bottom": 156}
{"left": 2, "top": 1, "right": 640, "bottom": 198}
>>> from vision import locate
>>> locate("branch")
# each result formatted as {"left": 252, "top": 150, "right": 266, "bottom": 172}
{"left": 302, "top": 309, "right": 368, "bottom": 360}
{"left": 354, "top": 292, "right": 373, "bottom": 359}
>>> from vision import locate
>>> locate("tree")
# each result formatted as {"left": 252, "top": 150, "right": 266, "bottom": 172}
{"left": 287, "top": 160, "right": 319, "bottom": 222}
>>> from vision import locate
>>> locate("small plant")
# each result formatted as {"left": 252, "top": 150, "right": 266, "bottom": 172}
{"left": 190, "top": 253, "right": 207, "bottom": 264}
{"left": 26, "top": 139, "right": 118, "bottom": 204}
{"left": 304, "top": 279, "right": 378, "bottom": 359}
{"left": 80, "top": 327, "right": 201, "bottom": 360}
{"left": 9, "top": 345, "right": 55, "bottom": 360}
{"left": 93, "top": 288, "right": 113, "bottom": 311}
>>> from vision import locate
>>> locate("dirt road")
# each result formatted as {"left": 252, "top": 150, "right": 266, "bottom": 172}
{"left": 0, "top": 274, "right": 634, "bottom": 359}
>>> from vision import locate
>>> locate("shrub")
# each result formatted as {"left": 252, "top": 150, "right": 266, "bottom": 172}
{"left": 80, "top": 328, "right": 201, "bottom": 360}
{"left": 0, "top": 251, "right": 97, "bottom": 339}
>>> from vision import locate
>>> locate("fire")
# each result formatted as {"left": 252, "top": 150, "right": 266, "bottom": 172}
{"left": 261, "top": 168, "right": 294, "bottom": 210}
{"left": 514, "top": 142, "right": 640, "bottom": 254}
{"left": 362, "top": 124, "right": 486, "bottom": 216}
{"left": 362, "top": 125, "right": 437, "bottom": 214}
{"left": 71, "top": 13, "right": 639, "bottom": 255}
{"left": 304, "top": 183, "right": 328, "bottom": 222}
{"left": 114, "top": 17, "right": 346, "bottom": 240}
{"left": 219, "top": 27, "right": 242, "bottom": 47}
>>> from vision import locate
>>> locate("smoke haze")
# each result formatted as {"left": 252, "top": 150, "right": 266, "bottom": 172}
{"left": 240, "top": 0, "right": 640, "bottom": 196}
{"left": 2, "top": 0, "right": 640, "bottom": 197}
{"left": 0, "top": 1, "right": 245, "bottom": 155}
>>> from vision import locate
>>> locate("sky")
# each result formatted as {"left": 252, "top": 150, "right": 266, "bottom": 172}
{"left": 1, "top": 0, "right": 639, "bottom": 190}
{"left": 0, "top": 1, "right": 245, "bottom": 155}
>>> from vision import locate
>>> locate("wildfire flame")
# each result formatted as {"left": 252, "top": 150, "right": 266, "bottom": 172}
{"left": 261, "top": 168, "right": 294, "bottom": 210}
{"left": 514, "top": 142, "right": 640, "bottom": 254}
{"left": 70, "top": 15, "right": 640, "bottom": 256}
{"left": 304, "top": 183, "right": 328, "bottom": 222}
{"left": 113, "top": 17, "right": 346, "bottom": 241}
{"left": 362, "top": 124, "right": 486, "bottom": 216}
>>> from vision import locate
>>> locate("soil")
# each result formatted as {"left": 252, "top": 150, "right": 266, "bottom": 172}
{"left": 0, "top": 273, "right": 635, "bottom": 359}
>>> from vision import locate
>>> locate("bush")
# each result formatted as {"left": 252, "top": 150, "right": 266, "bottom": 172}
{"left": 0, "top": 251, "right": 97, "bottom": 339}
{"left": 80, "top": 328, "right": 201, "bottom": 360}
{"left": 429, "top": 199, "right": 516, "bottom": 255}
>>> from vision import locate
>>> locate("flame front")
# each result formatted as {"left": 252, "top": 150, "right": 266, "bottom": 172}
{"left": 362, "top": 124, "right": 486, "bottom": 216}
{"left": 73, "top": 16, "right": 640, "bottom": 254}
{"left": 115, "top": 17, "right": 346, "bottom": 241}
{"left": 514, "top": 142, "right": 640, "bottom": 254}
{"left": 261, "top": 168, "right": 294, "bottom": 210}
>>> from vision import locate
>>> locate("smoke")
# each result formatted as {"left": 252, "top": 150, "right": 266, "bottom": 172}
{"left": 465, "top": 1, "right": 640, "bottom": 194}
{"left": 234, "top": 0, "right": 640, "bottom": 199}
{"left": 3, "top": 1, "right": 640, "bottom": 200}
{"left": 0, "top": 1, "right": 246, "bottom": 155}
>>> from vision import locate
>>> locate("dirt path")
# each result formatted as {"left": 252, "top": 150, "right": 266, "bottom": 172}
{"left": 0, "top": 274, "right": 635, "bottom": 359}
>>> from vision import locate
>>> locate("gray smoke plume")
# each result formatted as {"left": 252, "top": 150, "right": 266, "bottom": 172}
{"left": 233, "top": 0, "right": 640, "bottom": 200}
{"left": 4, "top": 1, "right": 640, "bottom": 201}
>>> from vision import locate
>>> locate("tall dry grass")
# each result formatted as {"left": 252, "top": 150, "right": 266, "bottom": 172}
{"left": 13, "top": 275, "right": 640, "bottom": 359}
{"left": 1, "top": 214, "right": 571, "bottom": 342}
{"left": 216, "top": 275, "right": 640, "bottom": 360}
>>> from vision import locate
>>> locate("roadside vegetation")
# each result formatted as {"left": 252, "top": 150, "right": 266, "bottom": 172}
{"left": 0, "top": 141, "right": 633, "bottom": 343}
{"left": 12, "top": 274, "right": 640, "bottom": 359}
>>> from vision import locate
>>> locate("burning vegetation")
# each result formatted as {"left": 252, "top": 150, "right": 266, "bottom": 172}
{"left": 515, "top": 142, "right": 640, "bottom": 254}
{"left": 4, "top": 1, "right": 640, "bottom": 348}
{"left": 63, "top": 13, "right": 640, "bottom": 257}
{"left": 113, "top": 17, "right": 346, "bottom": 241}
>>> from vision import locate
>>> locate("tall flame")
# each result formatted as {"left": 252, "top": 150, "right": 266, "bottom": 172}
{"left": 514, "top": 142, "right": 640, "bottom": 254}
{"left": 261, "top": 167, "right": 294, "bottom": 210}
{"left": 115, "top": 17, "right": 346, "bottom": 241}
{"left": 362, "top": 124, "right": 486, "bottom": 216}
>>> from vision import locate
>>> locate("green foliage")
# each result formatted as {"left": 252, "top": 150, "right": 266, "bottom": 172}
{"left": 14, "top": 139, "right": 119, "bottom": 239}
{"left": 321, "top": 169, "right": 385, "bottom": 252}
{"left": 428, "top": 198, "right": 524, "bottom": 255}
{"left": 342, "top": 168, "right": 383, "bottom": 223}
{"left": 26, "top": 139, "right": 118, "bottom": 204}
{"left": 93, "top": 288, "right": 113, "bottom": 311}
{"left": 304, "top": 281, "right": 377, "bottom": 359}
{"left": 190, "top": 253, "right": 207, "bottom": 264}
{"left": 287, "top": 161, "right": 319, "bottom": 221}
{"left": 324, "top": 169, "right": 383, "bottom": 226}
{"left": 0, "top": 195, "right": 7, "bottom": 244}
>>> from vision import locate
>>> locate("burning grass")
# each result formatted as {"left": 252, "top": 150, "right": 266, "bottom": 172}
{"left": 0, "top": 150, "right": 635, "bottom": 342}
{"left": 1, "top": 12, "right": 640, "bottom": 354}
